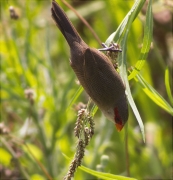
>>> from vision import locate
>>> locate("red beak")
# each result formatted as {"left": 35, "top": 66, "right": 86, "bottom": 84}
{"left": 115, "top": 123, "right": 124, "bottom": 132}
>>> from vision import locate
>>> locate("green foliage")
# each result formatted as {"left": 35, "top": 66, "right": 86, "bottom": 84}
{"left": 0, "top": 0, "right": 172, "bottom": 179}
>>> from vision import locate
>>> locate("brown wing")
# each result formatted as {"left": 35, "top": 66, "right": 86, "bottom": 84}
{"left": 76, "top": 48, "right": 126, "bottom": 108}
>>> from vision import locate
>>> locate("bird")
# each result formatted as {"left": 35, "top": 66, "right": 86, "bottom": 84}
{"left": 51, "top": 0, "right": 128, "bottom": 131}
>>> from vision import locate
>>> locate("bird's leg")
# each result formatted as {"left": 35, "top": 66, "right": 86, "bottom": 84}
{"left": 98, "top": 43, "right": 122, "bottom": 70}
{"left": 98, "top": 43, "right": 122, "bottom": 52}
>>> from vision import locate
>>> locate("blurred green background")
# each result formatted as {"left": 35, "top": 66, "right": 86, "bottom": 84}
{"left": 0, "top": 0, "right": 172, "bottom": 179}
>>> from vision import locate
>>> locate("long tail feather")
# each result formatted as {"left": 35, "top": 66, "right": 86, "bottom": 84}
{"left": 51, "top": 1, "right": 82, "bottom": 46}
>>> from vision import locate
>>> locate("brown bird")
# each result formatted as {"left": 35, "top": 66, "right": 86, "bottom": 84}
{"left": 51, "top": 0, "right": 128, "bottom": 131}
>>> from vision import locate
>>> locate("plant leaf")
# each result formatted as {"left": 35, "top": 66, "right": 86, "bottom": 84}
{"left": 165, "top": 67, "right": 173, "bottom": 106}
{"left": 128, "top": 0, "right": 153, "bottom": 80}
{"left": 136, "top": 73, "right": 173, "bottom": 115}
{"left": 66, "top": 86, "right": 83, "bottom": 111}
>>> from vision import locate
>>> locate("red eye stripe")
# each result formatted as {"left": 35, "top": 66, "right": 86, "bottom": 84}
{"left": 114, "top": 107, "right": 123, "bottom": 131}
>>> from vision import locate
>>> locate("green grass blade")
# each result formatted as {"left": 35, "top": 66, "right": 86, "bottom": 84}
{"left": 105, "top": 0, "right": 145, "bottom": 44}
{"left": 105, "top": 0, "right": 146, "bottom": 142}
{"left": 79, "top": 165, "right": 137, "bottom": 180}
{"left": 90, "top": 104, "right": 98, "bottom": 117}
{"left": 66, "top": 86, "right": 83, "bottom": 111}
{"left": 128, "top": 0, "right": 153, "bottom": 80}
{"left": 165, "top": 67, "right": 173, "bottom": 106}
{"left": 63, "top": 153, "right": 137, "bottom": 180}
{"left": 136, "top": 74, "right": 173, "bottom": 115}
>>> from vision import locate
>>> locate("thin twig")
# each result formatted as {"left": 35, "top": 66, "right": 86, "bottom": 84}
{"left": 24, "top": 143, "right": 53, "bottom": 180}
{"left": 125, "top": 131, "right": 130, "bottom": 176}
{"left": 8, "top": 135, "right": 53, "bottom": 180}
{"left": 1, "top": 137, "right": 30, "bottom": 179}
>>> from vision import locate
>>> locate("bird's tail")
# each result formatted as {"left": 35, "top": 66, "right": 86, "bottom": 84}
{"left": 51, "top": 1, "right": 82, "bottom": 46}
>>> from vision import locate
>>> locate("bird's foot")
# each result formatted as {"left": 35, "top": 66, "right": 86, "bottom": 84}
{"left": 98, "top": 43, "right": 122, "bottom": 52}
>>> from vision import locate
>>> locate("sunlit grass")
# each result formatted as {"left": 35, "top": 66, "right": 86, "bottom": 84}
{"left": 0, "top": 0, "right": 172, "bottom": 179}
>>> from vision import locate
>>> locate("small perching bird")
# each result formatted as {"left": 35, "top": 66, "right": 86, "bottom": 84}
{"left": 51, "top": 0, "right": 128, "bottom": 131}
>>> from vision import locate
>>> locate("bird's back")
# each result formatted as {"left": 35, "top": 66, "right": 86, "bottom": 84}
{"left": 70, "top": 46, "right": 126, "bottom": 109}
